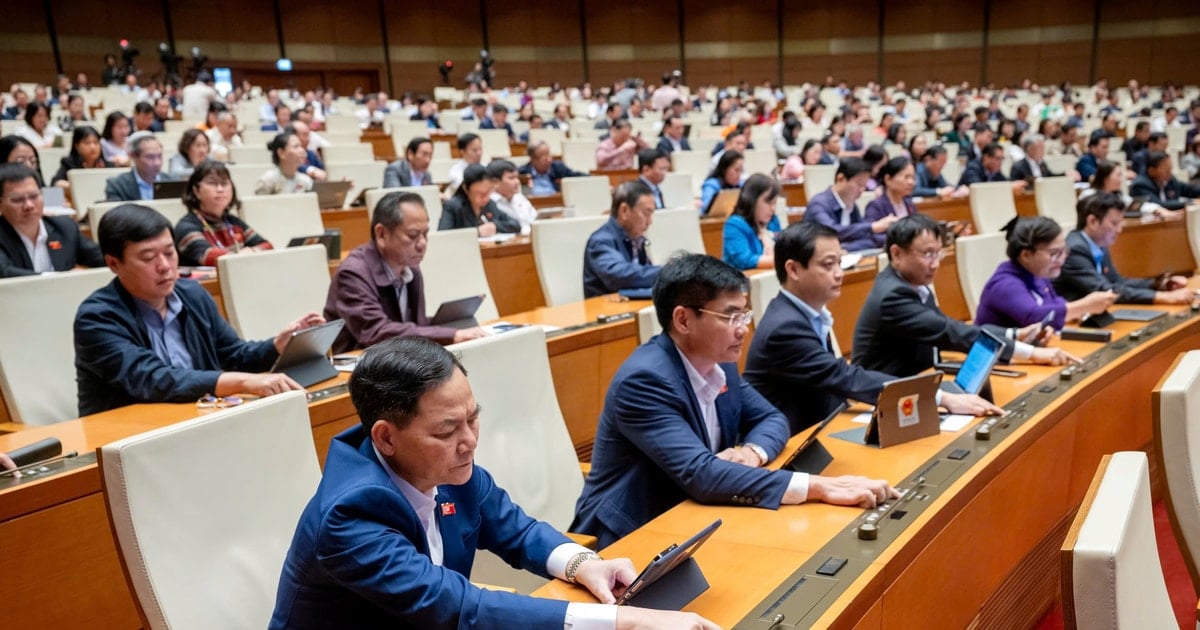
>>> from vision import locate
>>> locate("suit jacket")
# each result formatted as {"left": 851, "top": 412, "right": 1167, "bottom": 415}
{"left": 913, "top": 163, "right": 948, "bottom": 197}
{"left": 802, "top": 188, "right": 883, "bottom": 252}
{"left": 382, "top": 158, "right": 432, "bottom": 188}
{"left": 438, "top": 197, "right": 521, "bottom": 234}
{"left": 958, "top": 160, "right": 1008, "bottom": 186}
{"left": 1009, "top": 158, "right": 1059, "bottom": 182}
{"left": 324, "top": 243, "right": 457, "bottom": 353}
{"left": 851, "top": 266, "right": 1015, "bottom": 376}
{"left": 1051, "top": 230, "right": 1155, "bottom": 304}
{"left": 656, "top": 135, "right": 691, "bottom": 154}
{"left": 1076, "top": 153, "right": 1100, "bottom": 182}
{"left": 270, "top": 426, "right": 569, "bottom": 630}
{"left": 571, "top": 333, "right": 795, "bottom": 549}
{"left": 0, "top": 215, "right": 104, "bottom": 277}
{"left": 517, "top": 160, "right": 585, "bottom": 192}
{"left": 104, "top": 170, "right": 169, "bottom": 201}
{"left": 745, "top": 293, "right": 893, "bottom": 433}
{"left": 74, "top": 278, "right": 277, "bottom": 416}
{"left": 582, "top": 217, "right": 661, "bottom": 298}
{"left": 1130, "top": 174, "right": 1200, "bottom": 211}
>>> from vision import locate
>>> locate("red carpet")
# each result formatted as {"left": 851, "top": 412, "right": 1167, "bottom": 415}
{"left": 1035, "top": 501, "right": 1196, "bottom": 629}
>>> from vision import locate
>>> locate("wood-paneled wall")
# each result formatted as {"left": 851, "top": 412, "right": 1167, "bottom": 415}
{"left": 2, "top": 0, "right": 1197, "bottom": 96}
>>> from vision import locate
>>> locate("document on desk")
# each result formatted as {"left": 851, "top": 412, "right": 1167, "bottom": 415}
{"left": 483, "top": 321, "right": 561, "bottom": 335}
{"left": 478, "top": 233, "right": 517, "bottom": 244}
{"left": 851, "top": 411, "right": 975, "bottom": 432}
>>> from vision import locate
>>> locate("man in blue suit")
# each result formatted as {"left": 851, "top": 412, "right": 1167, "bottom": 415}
{"left": 572, "top": 254, "right": 899, "bottom": 549}
{"left": 104, "top": 133, "right": 171, "bottom": 201}
{"left": 272, "top": 337, "right": 716, "bottom": 630}
{"left": 745, "top": 222, "right": 1001, "bottom": 434}
{"left": 656, "top": 115, "right": 691, "bottom": 154}
{"left": 582, "top": 180, "right": 662, "bottom": 297}
{"left": 802, "top": 157, "right": 895, "bottom": 252}
{"left": 518, "top": 140, "right": 586, "bottom": 195}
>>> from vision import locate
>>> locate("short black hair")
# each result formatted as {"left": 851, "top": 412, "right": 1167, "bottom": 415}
{"left": 982, "top": 142, "right": 1004, "bottom": 159}
{"left": 877, "top": 156, "right": 912, "bottom": 184}
{"left": 133, "top": 102, "right": 153, "bottom": 115}
{"left": 470, "top": 98, "right": 487, "bottom": 107}
{"left": 835, "top": 156, "right": 870, "bottom": 181}
{"left": 1147, "top": 131, "right": 1167, "bottom": 145}
{"left": 22, "top": 102, "right": 49, "bottom": 127}
{"left": 349, "top": 337, "right": 467, "bottom": 432}
{"left": 371, "top": 191, "right": 426, "bottom": 232}
{"left": 101, "top": 110, "right": 127, "bottom": 141}
{"left": 182, "top": 160, "right": 240, "bottom": 213}
{"left": 68, "top": 126, "right": 102, "bottom": 161}
{"left": 885, "top": 214, "right": 944, "bottom": 260}
{"left": 922, "top": 144, "right": 947, "bottom": 161}
{"left": 457, "top": 132, "right": 480, "bottom": 151}
{"left": 611, "top": 179, "right": 653, "bottom": 215}
{"left": 406, "top": 137, "right": 431, "bottom": 157}
{"left": 1076, "top": 192, "right": 1125, "bottom": 230}
{"left": 637, "top": 148, "right": 667, "bottom": 172}
{"left": 1087, "top": 130, "right": 1110, "bottom": 147}
{"left": 773, "top": 221, "right": 839, "bottom": 282}
{"left": 1145, "top": 150, "right": 1171, "bottom": 170}
{"left": 97, "top": 203, "right": 173, "bottom": 260}
{"left": 1002, "top": 216, "right": 1062, "bottom": 262}
{"left": 0, "top": 163, "right": 39, "bottom": 195}
{"left": 485, "top": 159, "right": 517, "bottom": 179}
{"left": 861, "top": 145, "right": 888, "bottom": 168}
{"left": 1134, "top": 121, "right": 1150, "bottom": 132}
{"left": 652, "top": 254, "right": 748, "bottom": 331}
{"left": 177, "top": 128, "right": 207, "bottom": 159}
{"left": 490, "top": 103, "right": 508, "bottom": 114}
{"left": 708, "top": 149, "right": 743, "bottom": 180}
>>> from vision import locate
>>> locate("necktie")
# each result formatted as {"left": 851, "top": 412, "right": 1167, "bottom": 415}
{"left": 1093, "top": 251, "right": 1103, "bottom": 274}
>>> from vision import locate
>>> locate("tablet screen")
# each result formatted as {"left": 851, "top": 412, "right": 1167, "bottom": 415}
{"left": 955, "top": 332, "right": 1004, "bottom": 395}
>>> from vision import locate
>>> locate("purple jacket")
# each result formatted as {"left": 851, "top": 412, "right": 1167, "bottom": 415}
{"left": 802, "top": 187, "right": 884, "bottom": 252}
{"left": 862, "top": 194, "right": 918, "bottom": 223}
{"left": 974, "top": 260, "right": 1067, "bottom": 330}
{"left": 324, "top": 243, "right": 457, "bottom": 353}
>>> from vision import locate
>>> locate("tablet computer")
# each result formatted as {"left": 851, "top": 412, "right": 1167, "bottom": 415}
{"left": 941, "top": 329, "right": 1005, "bottom": 395}
{"left": 617, "top": 519, "right": 722, "bottom": 609}
{"left": 272, "top": 319, "right": 345, "bottom": 387}
{"left": 314, "top": 180, "right": 353, "bottom": 208}
{"left": 153, "top": 180, "right": 187, "bottom": 199}
{"left": 430, "top": 295, "right": 485, "bottom": 328}
{"left": 780, "top": 402, "right": 847, "bottom": 473}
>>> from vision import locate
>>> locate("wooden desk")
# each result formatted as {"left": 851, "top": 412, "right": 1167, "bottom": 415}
{"left": 360, "top": 129, "right": 396, "bottom": 162}
{"left": 913, "top": 193, "right": 1038, "bottom": 230}
{"left": 782, "top": 181, "right": 806, "bottom": 208}
{"left": 590, "top": 168, "right": 640, "bottom": 187}
{"left": 321, "top": 207, "right": 371, "bottom": 251}
{"left": 479, "top": 236, "right": 545, "bottom": 315}
{"left": 529, "top": 193, "right": 565, "bottom": 209}
{"left": 535, "top": 300, "right": 1200, "bottom": 628}
{"left": 700, "top": 217, "right": 724, "bottom": 258}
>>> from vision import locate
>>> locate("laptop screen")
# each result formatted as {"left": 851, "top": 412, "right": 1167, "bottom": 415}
{"left": 955, "top": 331, "right": 1004, "bottom": 395}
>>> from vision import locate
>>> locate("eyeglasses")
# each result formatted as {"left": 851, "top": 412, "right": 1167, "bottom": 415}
{"left": 4, "top": 193, "right": 41, "bottom": 206}
{"left": 11, "top": 156, "right": 38, "bottom": 167}
{"left": 914, "top": 249, "right": 946, "bottom": 262}
{"left": 690, "top": 307, "right": 754, "bottom": 328}
{"left": 197, "top": 394, "right": 244, "bottom": 409}
{"left": 199, "top": 178, "right": 232, "bottom": 189}
{"left": 1038, "top": 247, "right": 1067, "bottom": 261}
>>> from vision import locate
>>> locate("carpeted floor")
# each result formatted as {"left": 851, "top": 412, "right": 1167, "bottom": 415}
{"left": 1035, "top": 501, "right": 1196, "bottom": 629}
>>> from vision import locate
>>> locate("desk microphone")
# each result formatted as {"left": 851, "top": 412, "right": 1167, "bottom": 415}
{"left": 7, "top": 437, "right": 63, "bottom": 467}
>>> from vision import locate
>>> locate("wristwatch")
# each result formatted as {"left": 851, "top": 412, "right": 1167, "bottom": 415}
{"left": 741, "top": 442, "right": 769, "bottom": 466}
{"left": 565, "top": 551, "right": 601, "bottom": 583}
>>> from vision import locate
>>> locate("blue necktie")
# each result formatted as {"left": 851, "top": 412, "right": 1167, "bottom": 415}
{"left": 1093, "top": 251, "right": 1103, "bottom": 274}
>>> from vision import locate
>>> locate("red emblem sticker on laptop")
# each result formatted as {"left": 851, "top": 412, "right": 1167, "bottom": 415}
{"left": 440, "top": 502, "right": 456, "bottom": 516}
{"left": 898, "top": 394, "right": 919, "bottom": 428}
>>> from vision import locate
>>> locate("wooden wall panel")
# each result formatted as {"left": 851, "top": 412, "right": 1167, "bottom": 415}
{"left": 0, "top": 4, "right": 55, "bottom": 82}
{"left": 486, "top": 0, "right": 583, "bottom": 87}
{"left": 584, "top": 0, "right": 680, "bottom": 87}
{"left": 384, "top": 0, "right": 482, "bottom": 91}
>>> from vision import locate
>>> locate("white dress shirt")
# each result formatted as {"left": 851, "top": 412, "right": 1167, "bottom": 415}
{"left": 491, "top": 191, "right": 537, "bottom": 233}
{"left": 17, "top": 220, "right": 53, "bottom": 273}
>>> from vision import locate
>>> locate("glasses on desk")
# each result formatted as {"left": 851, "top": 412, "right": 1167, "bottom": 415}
{"left": 197, "top": 394, "right": 244, "bottom": 409}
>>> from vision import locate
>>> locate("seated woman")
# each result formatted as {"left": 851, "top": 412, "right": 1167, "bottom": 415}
{"left": 1077, "top": 159, "right": 1133, "bottom": 206}
{"left": 974, "top": 216, "right": 1115, "bottom": 329}
{"left": 438, "top": 164, "right": 520, "bottom": 236}
{"left": 864, "top": 156, "right": 918, "bottom": 221}
{"left": 0, "top": 135, "right": 46, "bottom": 187}
{"left": 884, "top": 123, "right": 908, "bottom": 155}
{"left": 100, "top": 111, "right": 131, "bottom": 166}
{"left": 723, "top": 173, "right": 782, "bottom": 270}
{"left": 254, "top": 130, "right": 314, "bottom": 195}
{"left": 907, "top": 133, "right": 929, "bottom": 164}
{"left": 168, "top": 129, "right": 210, "bottom": 180}
{"left": 50, "top": 126, "right": 113, "bottom": 190}
{"left": 861, "top": 144, "right": 888, "bottom": 191}
{"left": 175, "top": 159, "right": 273, "bottom": 266}
{"left": 780, "top": 139, "right": 823, "bottom": 181}
{"left": 15, "top": 103, "right": 62, "bottom": 149}
{"left": 700, "top": 149, "right": 744, "bottom": 213}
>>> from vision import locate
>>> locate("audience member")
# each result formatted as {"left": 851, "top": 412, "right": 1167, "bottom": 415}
{"left": 723, "top": 173, "right": 781, "bottom": 270}
{"left": 439, "top": 164, "right": 519, "bottom": 235}
{"left": 700, "top": 149, "right": 744, "bottom": 213}
{"left": 1130, "top": 151, "right": 1200, "bottom": 211}
{"left": 479, "top": 103, "right": 515, "bottom": 140}
{"left": 382, "top": 137, "right": 433, "bottom": 188}
{"left": 446, "top": 133, "right": 483, "bottom": 195}
{"left": 582, "top": 180, "right": 661, "bottom": 298}
{"left": 175, "top": 160, "right": 273, "bottom": 266}
{"left": 864, "top": 156, "right": 918, "bottom": 221}
{"left": 0, "top": 163, "right": 103, "bottom": 277}
{"left": 288, "top": 121, "right": 326, "bottom": 181}
{"left": 518, "top": 140, "right": 585, "bottom": 195}
{"left": 596, "top": 119, "right": 648, "bottom": 170}
{"left": 959, "top": 142, "right": 1024, "bottom": 191}
{"left": 100, "top": 111, "right": 132, "bottom": 166}
{"left": 205, "top": 111, "right": 242, "bottom": 162}
{"left": 167, "top": 129, "right": 210, "bottom": 180}
{"left": 15, "top": 102, "right": 61, "bottom": 149}
{"left": 487, "top": 159, "right": 536, "bottom": 232}
{"left": 656, "top": 115, "right": 691, "bottom": 154}
{"left": 1075, "top": 133, "right": 1109, "bottom": 182}
{"left": 50, "top": 126, "right": 112, "bottom": 187}
{"left": 637, "top": 148, "right": 670, "bottom": 209}
{"left": 803, "top": 157, "right": 891, "bottom": 251}
{"left": 1130, "top": 132, "right": 1168, "bottom": 177}
{"left": 0, "top": 135, "right": 46, "bottom": 187}
{"left": 104, "top": 133, "right": 168, "bottom": 201}
{"left": 255, "top": 131, "right": 314, "bottom": 195}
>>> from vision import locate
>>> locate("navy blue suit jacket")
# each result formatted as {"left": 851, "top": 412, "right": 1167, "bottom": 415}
{"left": 271, "top": 426, "right": 569, "bottom": 629}
{"left": 656, "top": 136, "right": 691, "bottom": 154}
{"left": 1130, "top": 174, "right": 1200, "bottom": 211}
{"left": 745, "top": 293, "right": 893, "bottom": 433}
{"left": 958, "top": 160, "right": 1008, "bottom": 187}
{"left": 582, "top": 217, "right": 661, "bottom": 298}
{"left": 1051, "top": 230, "right": 1155, "bottom": 304}
{"left": 572, "top": 333, "right": 794, "bottom": 549}
{"left": 913, "top": 163, "right": 948, "bottom": 197}
{"left": 517, "top": 160, "right": 585, "bottom": 192}
{"left": 802, "top": 188, "right": 883, "bottom": 252}
{"left": 0, "top": 215, "right": 104, "bottom": 277}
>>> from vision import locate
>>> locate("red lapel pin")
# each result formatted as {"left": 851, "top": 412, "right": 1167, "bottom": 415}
{"left": 48, "top": 241, "right": 62, "bottom": 250}
{"left": 440, "top": 502, "right": 456, "bottom": 516}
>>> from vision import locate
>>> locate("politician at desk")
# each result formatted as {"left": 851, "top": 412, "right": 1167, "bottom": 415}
{"left": 573, "top": 254, "right": 899, "bottom": 549}
{"left": 270, "top": 338, "right": 717, "bottom": 630}
{"left": 73, "top": 204, "right": 324, "bottom": 416}
{"left": 0, "top": 163, "right": 104, "bottom": 277}
{"left": 802, "top": 157, "right": 897, "bottom": 252}
{"left": 851, "top": 214, "right": 1078, "bottom": 378}
{"left": 582, "top": 180, "right": 662, "bottom": 298}
{"left": 745, "top": 222, "right": 1002, "bottom": 434}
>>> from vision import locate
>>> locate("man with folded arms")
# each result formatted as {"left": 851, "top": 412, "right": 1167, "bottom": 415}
{"left": 74, "top": 204, "right": 323, "bottom": 415}
{"left": 0, "top": 163, "right": 103, "bottom": 277}
{"left": 270, "top": 336, "right": 717, "bottom": 630}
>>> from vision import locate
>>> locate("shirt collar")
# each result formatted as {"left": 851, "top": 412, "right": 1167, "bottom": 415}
{"left": 1079, "top": 230, "right": 1104, "bottom": 258}
{"left": 675, "top": 347, "right": 726, "bottom": 404}
{"left": 372, "top": 444, "right": 437, "bottom": 521}
{"left": 780, "top": 288, "right": 833, "bottom": 330}
{"left": 16, "top": 219, "right": 48, "bottom": 249}
{"left": 382, "top": 260, "right": 415, "bottom": 286}
{"left": 133, "top": 168, "right": 153, "bottom": 187}
{"left": 134, "top": 290, "right": 183, "bottom": 324}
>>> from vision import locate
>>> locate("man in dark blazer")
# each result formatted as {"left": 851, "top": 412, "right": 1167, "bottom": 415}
{"left": 573, "top": 255, "right": 898, "bottom": 548}
{"left": 325, "top": 192, "right": 484, "bottom": 352}
{"left": 745, "top": 222, "right": 1000, "bottom": 434}
{"left": 518, "top": 140, "right": 585, "bottom": 195}
{"left": 271, "top": 337, "right": 716, "bottom": 630}
{"left": 382, "top": 137, "right": 434, "bottom": 189}
{"left": 104, "top": 133, "right": 170, "bottom": 201}
{"left": 1129, "top": 132, "right": 1168, "bottom": 177}
{"left": 582, "top": 181, "right": 662, "bottom": 298}
{"left": 478, "top": 103, "right": 515, "bottom": 140}
{"left": 0, "top": 164, "right": 103, "bottom": 277}
{"left": 1130, "top": 152, "right": 1200, "bottom": 212}
{"left": 958, "top": 143, "right": 1025, "bottom": 190}
{"left": 1052, "top": 192, "right": 1193, "bottom": 305}
{"left": 852, "top": 214, "right": 1076, "bottom": 377}
{"left": 802, "top": 157, "right": 893, "bottom": 252}
{"left": 1009, "top": 135, "right": 1063, "bottom": 182}
{"left": 656, "top": 115, "right": 691, "bottom": 154}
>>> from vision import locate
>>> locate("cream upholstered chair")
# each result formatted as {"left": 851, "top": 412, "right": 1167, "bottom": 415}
{"left": 527, "top": 128, "right": 566, "bottom": 156}
{"left": 645, "top": 208, "right": 704, "bottom": 263}
{"left": 660, "top": 172, "right": 694, "bottom": 209}
{"left": 747, "top": 270, "right": 780, "bottom": 328}
{"left": 1034, "top": 176, "right": 1077, "bottom": 228}
{"left": 742, "top": 149, "right": 777, "bottom": 177}
{"left": 475, "top": 128, "right": 512, "bottom": 158}
{"left": 237, "top": 193, "right": 325, "bottom": 247}
{"left": 218, "top": 245, "right": 330, "bottom": 340}
{"left": 99, "top": 391, "right": 320, "bottom": 630}
{"left": 671, "top": 150, "right": 712, "bottom": 196}
{"left": 1187, "top": 207, "right": 1200, "bottom": 272}
{"left": 954, "top": 232, "right": 1007, "bottom": 319}
{"left": 38, "top": 147, "right": 66, "bottom": 184}
{"left": 422, "top": 228, "right": 499, "bottom": 322}
{"left": 531, "top": 215, "right": 607, "bottom": 306}
{"left": 561, "top": 139, "right": 598, "bottom": 173}
{"left": 1060, "top": 451, "right": 1176, "bottom": 629}
{"left": 802, "top": 164, "right": 837, "bottom": 203}
{"left": 636, "top": 305, "right": 661, "bottom": 344}
{"left": 325, "top": 161, "right": 386, "bottom": 209}
{"left": 1044, "top": 155, "right": 1077, "bottom": 176}
{"left": 67, "top": 166, "right": 129, "bottom": 216}
{"left": 229, "top": 144, "right": 271, "bottom": 165}
{"left": 451, "top": 327, "right": 589, "bottom": 591}
{"left": 90, "top": 198, "right": 188, "bottom": 239}
{"left": 225, "top": 163, "right": 270, "bottom": 197}
{"left": 0, "top": 268, "right": 113, "bottom": 424}
{"left": 561, "top": 176, "right": 612, "bottom": 216}
{"left": 320, "top": 143, "right": 375, "bottom": 164}
{"left": 968, "top": 181, "right": 1018, "bottom": 234}
{"left": 1153, "top": 350, "right": 1200, "bottom": 596}
{"left": 364, "top": 185, "right": 443, "bottom": 228}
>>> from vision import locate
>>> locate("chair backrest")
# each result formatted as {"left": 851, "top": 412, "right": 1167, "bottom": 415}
{"left": 476, "top": 128, "right": 512, "bottom": 158}
{"left": 561, "top": 139, "right": 598, "bottom": 173}
{"left": 561, "top": 176, "right": 612, "bottom": 216}
{"left": 660, "top": 172, "right": 694, "bottom": 209}
{"left": 229, "top": 144, "right": 271, "bottom": 165}
{"left": 90, "top": 198, "right": 188, "bottom": 239}
{"left": 99, "top": 391, "right": 320, "bottom": 630}
{"left": 1187, "top": 207, "right": 1200, "bottom": 272}
{"left": 636, "top": 305, "right": 661, "bottom": 344}
{"left": 531, "top": 215, "right": 607, "bottom": 306}
{"left": 802, "top": 164, "right": 837, "bottom": 202}
{"left": 528, "top": 128, "right": 566, "bottom": 156}
{"left": 38, "top": 147, "right": 66, "bottom": 184}
{"left": 748, "top": 270, "right": 780, "bottom": 327}
{"left": 421, "top": 228, "right": 499, "bottom": 322}
{"left": 225, "top": 164, "right": 271, "bottom": 198}
{"left": 968, "top": 181, "right": 1018, "bottom": 233}
{"left": 1044, "top": 154, "right": 1077, "bottom": 176}
{"left": 217, "top": 245, "right": 330, "bottom": 339}
{"left": 671, "top": 150, "right": 712, "bottom": 196}
{"left": 1153, "top": 350, "right": 1200, "bottom": 595}
{"left": 1061, "top": 451, "right": 1176, "bottom": 629}
{"left": 324, "top": 161, "right": 386, "bottom": 209}
{"left": 237, "top": 193, "right": 325, "bottom": 248}
{"left": 364, "top": 185, "right": 443, "bottom": 227}
{"left": 645, "top": 208, "right": 705, "bottom": 263}
{"left": 67, "top": 167, "right": 130, "bottom": 214}
{"left": 742, "top": 149, "right": 777, "bottom": 177}
{"left": 954, "top": 232, "right": 1007, "bottom": 319}
{"left": 1034, "top": 176, "right": 1077, "bottom": 228}
{"left": 320, "top": 143, "right": 375, "bottom": 164}
{"left": 0, "top": 268, "right": 113, "bottom": 424}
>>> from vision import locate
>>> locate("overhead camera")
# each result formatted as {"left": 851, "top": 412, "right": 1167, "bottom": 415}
{"left": 158, "top": 42, "right": 183, "bottom": 83}
{"left": 190, "top": 47, "right": 210, "bottom": 75}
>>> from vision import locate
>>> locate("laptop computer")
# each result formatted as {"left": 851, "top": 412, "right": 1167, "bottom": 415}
{"left": 865, "top": 371, "right": 943, "bottom": 448}
{"left": 616, "top": 519, "right": 721, "bottom": 610}
{"left": 41, "top": 187, "right": 73, "bottom": 216}
{"left": 271, "top": 319, "right": 345, "bottom": 387}
{"left": 153, "top": 180, "right": 187, "bottom": 199}
{"left": 430, "top": 295, "right": 485, "bottom": 329}
{"left": 286, "top": 229, "right": 342, "bottom": 261}
{"left": 780, "top": 402, "right": 848, "bottom": 474}
{"left": 703, "top": 189, "right": 739, "bottom": 218}
{"left": 939, "top": 329, "right": 1006, "bottom": 395}
{"left": 314, "top": 180, "right": 353, "bottom": 208}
